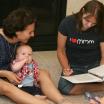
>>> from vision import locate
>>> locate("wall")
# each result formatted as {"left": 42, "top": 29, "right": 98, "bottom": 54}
{"left": 66, "top": 0, "right": 104, "bottom": 15}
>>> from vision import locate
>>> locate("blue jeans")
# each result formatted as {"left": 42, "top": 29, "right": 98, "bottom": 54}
{"left": 58, "top": 62, "right": 100, "bottom": 95}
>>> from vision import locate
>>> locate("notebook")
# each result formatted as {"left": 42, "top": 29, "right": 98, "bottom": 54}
{"left": 62, "top": 65, "right": 104, "bottom": 83}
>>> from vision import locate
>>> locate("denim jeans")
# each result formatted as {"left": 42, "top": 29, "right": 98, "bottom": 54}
{"left": 58, "top": 62, "right": 100, "bottom": 95}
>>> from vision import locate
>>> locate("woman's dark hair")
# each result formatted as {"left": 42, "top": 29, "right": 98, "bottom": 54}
{"left": 3, "top": 8, "right": 36, "bottom": 38}
{"left": 75, "top": 0, "right": 104, "bottom": 32}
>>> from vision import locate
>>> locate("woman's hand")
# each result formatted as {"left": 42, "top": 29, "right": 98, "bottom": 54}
{"left": 89, "top": 97, "right": 101, "bottom": 104}
{"left": 5, "top": 71, "right": 21, "bottom": 85}
{"left": 63, "top": 68, "right": 73, "bottom": 76}
{"left": 89, "top": 99, "right": 97, "bottom": 104}
{"left": 89, "top": 99, "right": 101, "bottom": 104}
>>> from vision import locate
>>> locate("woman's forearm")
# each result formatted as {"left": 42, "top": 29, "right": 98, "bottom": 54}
{"left": 57, "top": 49, "right": 73, "bottom": 76}
{"left": 0, "top": 70, "right": 8, "bottom": 78}
{"left": 100, "top": 57, "right": 104, "bottom": 65}
{"left": 57, "top": 49, "right": 70, "bottom": 70}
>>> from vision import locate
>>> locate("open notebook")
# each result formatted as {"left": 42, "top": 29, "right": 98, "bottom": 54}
{"left": 62, "top": 65, "right": 104, "bottom": 83}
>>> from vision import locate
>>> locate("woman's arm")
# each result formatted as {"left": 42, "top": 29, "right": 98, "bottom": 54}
{"left": 57, "top": 32, "right": 73, "bottom": 76}
{"left": 0, "top": 38, "right": 21, "bottom": 84}
{"left": 0, "top": 70, "right": 21, "bottom": 84}
{"left": 100, "top": 42, "right": 104, "bottom": 65}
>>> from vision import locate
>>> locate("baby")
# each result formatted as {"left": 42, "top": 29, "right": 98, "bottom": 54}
{"left": 11, "top": 45, "right": 46, "bottom": 99}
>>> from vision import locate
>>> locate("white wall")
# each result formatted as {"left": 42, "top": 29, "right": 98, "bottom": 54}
{"left": 66, "top": 0, "right": 104, "bottom": 15}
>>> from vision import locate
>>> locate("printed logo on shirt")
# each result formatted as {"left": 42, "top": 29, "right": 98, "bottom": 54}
{"left": 70, "top": 38, "right": 94, "bottom": 45}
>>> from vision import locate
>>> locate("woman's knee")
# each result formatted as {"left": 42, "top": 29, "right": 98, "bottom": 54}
{"left": 39, "top": 70, "right": 50, "bottom": 79}
{"left": 58, "top": 78, "right": 75, "bottom": 95}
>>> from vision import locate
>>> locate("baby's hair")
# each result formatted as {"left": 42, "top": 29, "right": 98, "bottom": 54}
{"left": 16, "top": 45, "right": 33, "bottom": 54}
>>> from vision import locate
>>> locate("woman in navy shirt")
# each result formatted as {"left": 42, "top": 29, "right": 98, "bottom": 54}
{"left": 0, "top": 8, "right": 71, "bottom": 104}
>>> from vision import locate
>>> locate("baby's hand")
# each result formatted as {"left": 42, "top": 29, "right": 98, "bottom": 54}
{"left": 18, "top": 57, "right": 29, "bottom": 63}
{"left": 15, "top": 57, "right": 27, "bottom": 62}
{"left": 24, "top": 57, "right": 29, "bottom": 63}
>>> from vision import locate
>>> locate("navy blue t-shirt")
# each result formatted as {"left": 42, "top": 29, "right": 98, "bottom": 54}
{"left": 0, "top": 35, "right": 19, "bottom": 70}
{"left": 58, "top": 15, "right": 104, "bottom": 66}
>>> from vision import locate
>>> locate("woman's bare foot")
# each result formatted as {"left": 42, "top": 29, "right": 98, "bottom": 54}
{"left": 58, "top": 98, "right": 72, "bottom": 104}
{"left": 35, "top": 95, "right": 47, "bottom": 100}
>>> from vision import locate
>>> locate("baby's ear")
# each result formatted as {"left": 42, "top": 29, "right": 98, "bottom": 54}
{"left": 15, "top": 55, "right": 17, "bottom": 58}
{"left": 16, "top": 54, "right": 19, "bottom": 59}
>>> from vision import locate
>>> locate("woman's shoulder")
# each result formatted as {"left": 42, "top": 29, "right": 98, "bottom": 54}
{"left": 59, "top": 15, "right": 77, "bottom": 31}
{"left": 62, "top": 15, "right": 76, "bottom": 23}
{"left": 0, "top": 28, "right": 4, "bottom": 38}
{"left": 60, "top": 14, "right": 77, "bottom": 28}
{"left": 0, "top": 28, "right": 3, "bottom": 35}
{"left": 65, "top": 14, "right": 76, "bottom": 20}
{"left": 0, "top": 29, "right": 5, "bottom": 44}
